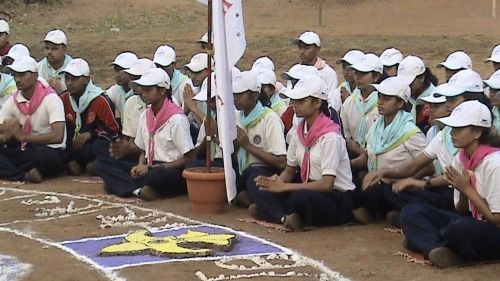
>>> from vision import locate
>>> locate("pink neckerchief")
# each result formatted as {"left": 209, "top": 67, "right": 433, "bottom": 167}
{"left": 13, "top": 81, "right": 55, "bottom": 150}
{"left": 296, "top": 113, "right": 340, "bottom": 183}
{"left": 458, "top": 144, "right": 500, "bottom": 220}
{"left": 145, "top": 98, "right": 184, "bottom": 165}
{"left": 314, "top": 57, "right": 327, "bottom": 70}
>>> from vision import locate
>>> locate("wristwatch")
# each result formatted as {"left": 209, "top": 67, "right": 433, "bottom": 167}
{"left": 423, "top": 176, "right": 432, "bottom": 189}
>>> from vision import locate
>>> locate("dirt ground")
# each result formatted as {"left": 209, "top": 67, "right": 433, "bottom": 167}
{"left": 2, "top": 0, "right": 500, "bottom": 280}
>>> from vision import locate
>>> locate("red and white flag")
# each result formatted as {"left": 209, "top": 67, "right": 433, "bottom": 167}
{"left": 196, "top": 0, "right": 246, "bottom": 201}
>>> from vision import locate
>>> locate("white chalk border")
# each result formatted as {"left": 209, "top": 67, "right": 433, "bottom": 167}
{"left": 0, "top": 187, "right": 351, "bottom": 281}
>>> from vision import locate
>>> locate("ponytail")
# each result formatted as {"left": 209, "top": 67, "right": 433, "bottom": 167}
{"left": 479, "top": 128, "right": 500, "bottom": 148}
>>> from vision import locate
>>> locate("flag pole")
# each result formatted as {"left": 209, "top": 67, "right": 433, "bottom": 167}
{"left": 205, "top": 0, "right": 214, "bottom": 173}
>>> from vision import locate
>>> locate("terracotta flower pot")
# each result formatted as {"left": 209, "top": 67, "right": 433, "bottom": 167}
{"left": 182, "top": 167, "right": 227, "bottom": 214}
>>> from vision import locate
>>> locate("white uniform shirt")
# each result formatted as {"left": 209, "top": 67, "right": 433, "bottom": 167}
{"left": 319, "top": 64, "right": 339, "bottom": 101}
{"left": 122, "top": 95, "right": 147, "bottom": 138}
{"left": 195, "top": 119, "right": 223, "bottom": 159}
{"left": 340, "top": 92, "right": 380, "bottom": 141}
{"left": 0, "top": 93, "right": 67, "bottom": 149}
{"left": 106, "top": 84, "right": 130, "bottom": 120}
{"left": 135, "top": 113, "right": 194, "bottom": 163}
{"left": 236, "top": 110, "right": 287, "bottom": 167}
{"left": 287, "top": 129, "right": 355, "bottom": 192}
{"left": 423, "top": 130, "right": 456, "bottom": 170}
{"left": 366, "top": 132, "right": 426, "bottom": 171}
{"left": 451, "top": 152, "right": 500, "bottom": 213}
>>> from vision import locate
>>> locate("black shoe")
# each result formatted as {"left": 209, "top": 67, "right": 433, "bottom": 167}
{"left": 248, "top": 204, "right": 264, "bottom": 220}
{"left": 67, "top": 161, "right": 83, "bottom": 175}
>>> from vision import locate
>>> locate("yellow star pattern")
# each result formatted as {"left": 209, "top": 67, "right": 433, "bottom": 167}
{"left": 100, "top": 230, "right": 236, "bottom": 257}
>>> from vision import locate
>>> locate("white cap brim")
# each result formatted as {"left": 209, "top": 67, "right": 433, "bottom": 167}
{"left": 436, "top": 115, "right": 488, "bottom": 128}
{"left": 6, "top": 64, "right": 36, "bottom": 73}
{"left": 432, "top": 83, "right": 464, "bottom": 97}
{"left": 437, "top": 61, "right": 464, "bottom": 70}
{"left": 131, "top": 78, "right": 168, "bottom": 88}
{"left": 420, "top": 95, "right": 446, "bottom": 103}
{"left": 484, "top": 80, "right": 500, "bottom": 89}
{"left": 185, "top": 63, "right": 206, "bottom": 73}
{"left": 486, "top": 55, "right": 500, "bottom": 63}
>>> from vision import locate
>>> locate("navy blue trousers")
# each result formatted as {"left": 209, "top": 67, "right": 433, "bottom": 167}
{"left": 353, "top": 182, "right": 455, "bottom": 215}
{"left": 65, "top": 139, "right": 111, "bottom": 167}
{"left": 0, "top": 145, "right": 65, "bottom": 180}
{"left": 247, "top": 171, "right": 353, "bottom": 226}
{"left": 400, "top": 203, "right": 500, "bottom": 261}
{"left": 94, "top": 156, "right": 186, "bottom": 197}
{"left": 186, "top": 158, "right": 224, "bottom": 169}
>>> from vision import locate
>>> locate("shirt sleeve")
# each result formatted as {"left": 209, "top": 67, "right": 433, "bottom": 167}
{"left": 121, "top": 98, "right": 135, "bottom": 138}
{"left": 340, "top": 100, "right": 351, "bottom": 139}
{"left": 263, "top": 113, "right": 287, "bottom": 156}
{"left": 0, "top": 97, "right": 14, "bottom": 125}
{"left": 286, "top": 133, "right": 299, "bottom": 167}
{"left": 134, "top": 113, "right": 146, "bottom": 150}
{"left": 170, "top": 115, "right": 195, "bottom": 155}
{"left": 403, "top": 132, "right": 426, "bottom": 159}
{"left": 320, "top": 133, "right": 341, "bottom": 176}
{"left": 484, "top": 158, "right": 500, "bottom": 213}
{"left": 45, "top": 94, "right": 66, "bottom": 124}
{"left": 423, "top": 131, "right": 442, "bottom": 160}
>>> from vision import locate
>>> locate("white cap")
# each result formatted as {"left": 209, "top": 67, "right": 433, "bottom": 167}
{"left": 110, "top": 52, "right": 138, "bottom": 69}
{"left": 185, "top": 53, "right": 209, "bottom": 72}
{"left": 420, "top": 93, "right": 446, "bottom": 104}
{"left": 251, "top": 56, "right": 275, "bottom": 72}
{"left": 437, "top": 100, "right": 491, "bottom": 128}
{"left": 123, "top": 58, "right": 155, "bottom": 76}
{"left": 380, "top": 48, "right": 403, "bottom": 67}
{"left": 281, "top": 75, "right": 327, "bottom": 100}
{"left": 61, "top": 58, "right": 90, "bottom": 77}
{"left": 255, "top": 69, "right": 277, "bottom": 87}
{"left": 43, "top": 29, "right": 67, "bottom": 45}
{"left": 351, "top": 53, "right": 383, "bottom": 74}
{"left": 337, "top": 49, "right": 364, "bottom": 65}
{"left": 4, "top": 44, "right": 30, "bottom": 60}
{"left": 130, "top": 68, "right": 171, "bottom": 89}
{"left": 0, "top": 20, "right": 9, "bottom": 34}
{"left": 372, "top": 76, "right": 411, "bottom": 102}
{"left": 484, "top": 69, "right": 500, "bottom": 89}
{"left": 294, "top": 31, "right": 321, "bottom": 47}
{"left": 153, "top": 45, "right": 176, "bottom": 67}
{"left": 233, "top": 71, "right": 261, "bottom": 94}
{"left": 438, "top": 51, "right": 472, "bottom": 70}
{"left": 433, "top": 69, "right": 484, "bottom": 97}
{"left": 6, "top": 56, "right": 38, "bottom": 73}
{"left": 193, "top": 73, "right": 216, "bottom": 101}
{"left": 486, "top": 45, "right": 500, "bottom": 63}
{"left": 197, "top": 32, "right": 213, "bottom": 44}
{"left": 397, "top": 55, "right": 426, "bottom": 85}
{"left": 282, "top": 64, "right": 319, "bottom": 80}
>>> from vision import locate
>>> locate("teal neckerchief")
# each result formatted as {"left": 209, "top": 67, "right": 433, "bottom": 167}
{"left": 237, "top": 101, "right": 273, "bottom": 175}
{"left": 39, "top": 54, "right": 73, "bottom": 79}
{"left": 493, "top": 106, "right": 500, "bottom": 133}
{"left": 118, "top": 86, "right": 134, "bottom": 100}
{"left": 352, "top": 88, "right": 378, "bottom": 147}
{"left": 410, "top": 83, "right": 436, "bottom": 121}
{"left": 69, "top": 80, "right": 103, "bottom": 136}
{"left": 442, "top": 126, "right": 459, "bottom": 156}
{"left": 339, "top": 80, "right": 355, "bottom": 94}
{"left": 270, "top": 93, "right": 287, "bottom": 113}
{"left": 171, "top": 69, "right": 188, "bottom": 92}
{"left": 0, "top": 73, "right": 16, "bottom": 97}
{"left": 368, "top": 110, "right": 421, "bottom": 172}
